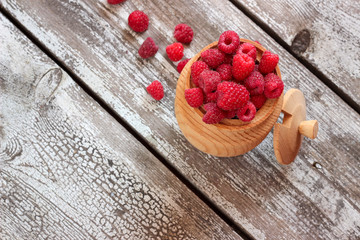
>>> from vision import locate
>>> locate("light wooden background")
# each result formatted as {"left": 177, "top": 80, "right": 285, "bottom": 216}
{"left": 0, "top": 0, "right": 359, "bottom": 239}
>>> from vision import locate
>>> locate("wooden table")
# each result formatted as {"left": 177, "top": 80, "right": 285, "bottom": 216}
{"left": 0, "top": 1, "right": 359, "bottom": 239}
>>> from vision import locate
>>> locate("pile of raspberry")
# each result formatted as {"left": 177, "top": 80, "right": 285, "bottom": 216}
{"left": 185, "top": 30, "right": 284, "bottom": 124}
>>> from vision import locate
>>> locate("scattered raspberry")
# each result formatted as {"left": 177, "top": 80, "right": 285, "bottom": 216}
{"left": 128, "top": 10, "right": 149, "bottom": 33}
{"left": 201, "top": 49, "right": 225, "bottom": 69}
{"left": 199, "top": 70, "right": 221, "bottom": 94}
{"left": 232, "top": 54, "right": 255, "bottom": 82}
{"left": 264, "top": 73, "right": 284, "bottom": 99}
{"left": 216, "top": 81, "right": 250, "bottom": 111}
{"left": 205, "top": 92, "right": 217, "bottom": 103}
{"left": 223, "top": 54, "right": 233, "bottom": 65}
{"left": 146, "top": 80, "right": 164, "bottom": 100}
{"left": 216, "top": 64, "right": 232, "bottom": 81}
{"left": 185, "top": 88, "right": 204, "bottom": 108}
{"left": 250, "top": 94, "right": 267, "bottom": 109}
{"left": 191, "top": 61, "right": 209, "bottom": 86}
{"left": 218, "top": 30, "right": 240, "bottom": 54}
{"left": 166, "top": 42, "right": 184, "bottom": 61}
{"left": 224, "top": 110, "right": 237, "bottom": 119}
{"left": 237, "top": 102, "right": 256, "bottom": 122}
{"left": 237, "top": 43, "right": 257, "bottom": 60}
{"left": 244, "top": 71, "right": 265, "bottom": 95}
{"left": 174, "top": 24, "right": 194, "bottom": 44}
{"left": 258, "top": 50, "right": 279, "bottom": 74}
{"left": 203, "top": 103, "right": 225, "bottom": 124}
{"left": 138, "top": 37, "right": 158, "bottom": 59}
{"left": 108, "top": 0, "right": 126, "bottom": 4}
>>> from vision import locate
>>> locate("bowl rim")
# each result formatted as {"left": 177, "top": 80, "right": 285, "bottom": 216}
{"left": 184, "top": 39, "right": 282, "bottom": 130}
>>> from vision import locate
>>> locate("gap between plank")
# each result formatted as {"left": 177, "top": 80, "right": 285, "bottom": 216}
{"left": 0, "top": 9, "right": 254, "bottom": 240}
{"left": 229, "top": 0, "right": 360, "bottom": 114}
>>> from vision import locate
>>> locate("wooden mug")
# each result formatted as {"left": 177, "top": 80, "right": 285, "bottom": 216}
{"left": 175, "top": 39, "right": 283, "bottom": 157}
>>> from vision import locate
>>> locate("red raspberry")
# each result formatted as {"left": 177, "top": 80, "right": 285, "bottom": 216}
{"left": 223, "top": 54, "right": 233, "bottom": 65}
{"left": 237, "top": 43, "right": 257, "bottom": 60}
{"left": 185, "top": 88, "right": 204, "bottom": 108}
{"left": 201, "top": 49, "right": 225, "bottom": 69}
{"left": 138, "top": 37, "right": 158, "bottom": 59}
{"left": 174, "top": 24, "right": 194, "bottom": 44}
{"left": 128, "top": 10, "right": 149, "bottom": 33}
{"left": 218, "top": 30, "right": 240, "bottom": 54}
{"left": 166, "top": 42, "right": 184, "bottom": 61}
{"left": 258, "top": 50, "right": 279, "bottom": 74}
{"left": 217, "top": 81, "right": 250, "bottom": 111}
{"left": 203, "top": 103, "right": 225, "bottom": 124}
{"left": 244, "top": 71, "right": 265, "bottom": 95}
{"left": 108, "top": 0, "right": 126, "bottom": 4}
{"left": 199, "top": 70, "right": 221, "bottom": 94}
{"left": 250, "top": 94, "right": 267, "bottom": 109}
{"left": 191, "top": 61, "right": 209, "bottom": 86}
{"left": 146, "top": 80, "right": 164, "bottom": 100}
{"left": 255, "top": 40, "right": 261, "bottom": 45}
{"left": 232, "top": 54, "right": 255, "bottom": 82}
{"left": 264, "top": 73, "right": 284, "bottom": 99}
{"left": 224, "top": 110, "right": 237, "bottom": 119}
{"left": 177, "top": 58, "right": 190, "bottom": 73}
{"left": 216, "top": 64, "right": 232, "bottom": 81}
{"left": 237, "top": 102, "right": 256, "bottom": 122}
{"left": 205, "top": 92, "right": 217, "bottom": 103}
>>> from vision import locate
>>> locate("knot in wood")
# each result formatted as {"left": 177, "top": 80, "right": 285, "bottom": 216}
{"left": 291, "top": 29, "right": 311, "bottom": 54}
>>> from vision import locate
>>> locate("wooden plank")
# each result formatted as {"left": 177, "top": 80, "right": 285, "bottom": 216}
{"left": 0, "top": 14, "right": 242, "bottom": 239}
{"left": 1, "top": 0, "right": 359, "bottom": 238}
{"left": 232, "top": 0, "right": 360, "bottom": 108}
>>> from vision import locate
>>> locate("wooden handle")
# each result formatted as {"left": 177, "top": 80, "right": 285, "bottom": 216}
{"left": 299, "top": 120, "right": 318, "bottom": 139}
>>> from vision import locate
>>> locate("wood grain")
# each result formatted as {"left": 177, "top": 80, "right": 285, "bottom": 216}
{"left": 232, "top": 0, "right": 360, "bottom": 108}
{"left": 0, "top": 14, "right": 242, "bottom": 240}
{"left": 1, "top": 0, "right": 360, "bottom": 239}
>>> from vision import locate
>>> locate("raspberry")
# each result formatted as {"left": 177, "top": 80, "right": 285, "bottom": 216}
{"left": 244, "top": 71, "right": 265, "bottom": 95}
{"left": 250, "top": 94, "right": 267, "bottom": 109}
{"left": 258, "top": 50, "right": 279, "bottom": 74}
{"left": 237, "top": 43, "right": 257, "bottom": 60}
{"left": 218, "top": 30, "right": 240, "bottom": 54}
{"left": 199, "top": 70, "right": 221, "bottom": 94}
{"left": 223, "top": 54, "right": 233, "bottom": 65}
{"left": 216, "top": 64, "right": 232, "bottom": 81}
{"left": 264, "top": 73, "right": 284, "bottom": 99}
{"left": 203, "top": 103, "right": 225, "bottom": 124}
{"left": 108, "top": 0, "right": 126, "bottom": 4}
{"left": 224, "top": 110, "right": 237, "bottom": 119}
{"left": 255, "top": 40, "right": 261, "bottom": 45}
{"left": 174, "top": 24, "right": 194, "bottom": 44}
{"left": 217, "top": 81, "right": 250, "bottom": 111}
{"left": 191, "top": 61, "right": 209, "bottom": 86}
{"left": 166, "top": 43, "right": 184, "bottom": 61}
{"left": 128, "top": 10, "right": 149, "bottom": 33}
{"left": 237, "top": 102, "right": 256, "bottom": 122}
{"left": 232, "top": 54, "right": 255, "bottom": 82}
{"left": 138, "top": 37, "right": 158, "bottom": 59}
{"left": 146, "top": 80, "right": 164, "bottom": 100}
{"left": 185, "top": 88, "right": 204, "bottom": 108}
{"left": 205, "top": 92, "right": 217, "bottom": 103}
{"left": 177, "top": 58, "right": 190, "bottom": 73}
{"left": 201, "top": 49, "right": 225, "bottom": 69}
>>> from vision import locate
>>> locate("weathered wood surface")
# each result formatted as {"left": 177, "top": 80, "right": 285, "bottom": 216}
{"left": 233, "top": 0, "right": 360, "bottom": 108}
{"left": 1, "top": 0, "right": 360, "bottom": 239}
{"left": 0, "top": 14, "right": 242, "bottom": 240}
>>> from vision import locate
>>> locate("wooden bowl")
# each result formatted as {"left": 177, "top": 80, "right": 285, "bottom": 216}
{"left": 175, "top": 39, "right": 283, "bottom": 157}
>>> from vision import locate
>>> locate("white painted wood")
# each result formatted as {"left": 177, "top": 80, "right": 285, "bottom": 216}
{"left": 233, "top": 0, "right": 360, "bottom": 107}
{"left": 0, "top": 14, "right": 242, "bottom": 240}
{"left": 1, "top": 0, "right": 359, "bottom": 238}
